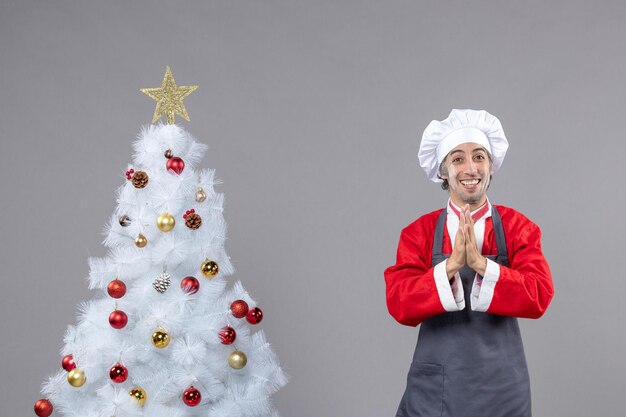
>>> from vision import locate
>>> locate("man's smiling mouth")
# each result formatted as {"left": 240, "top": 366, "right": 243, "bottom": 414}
{"left": 460, "top": 179, "right": 480, "bottom": 186}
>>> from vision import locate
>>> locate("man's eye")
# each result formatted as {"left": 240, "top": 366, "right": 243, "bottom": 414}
{"left": 453, "top": 158, "right": 462, "bottom": 163}
{"left": 475, "top": 155, "right": 485, "bottom": 160}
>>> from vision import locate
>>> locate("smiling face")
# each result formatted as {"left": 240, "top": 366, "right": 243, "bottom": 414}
{"left": 439, "top": 142, "right": 493, "bottom": 210}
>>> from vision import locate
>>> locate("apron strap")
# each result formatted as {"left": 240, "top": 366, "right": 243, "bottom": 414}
{"left": 490, "top": 205, "right": 509, "bottom": 267}
{"left": 431, "top": 209, "right": 447, "bottom": 263}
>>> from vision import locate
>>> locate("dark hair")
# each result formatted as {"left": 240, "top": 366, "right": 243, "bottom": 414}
{"left": 437, "top": 161, "right": 450, "bottom": 190}
{"left": 437, "top": 150, "right": 493, "bottom": 191}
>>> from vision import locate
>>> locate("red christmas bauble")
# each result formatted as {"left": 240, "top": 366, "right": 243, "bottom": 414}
{"left": 61, "top": 354, "right": 76, "bottom": 371}
{"left": 109, "top": 310, "right": 128, "bottom": 329}
{"left": 183, "top": 386, "right": 202, "bottom": 407}
{"left": 109, "top": 363, "right": 128, "bottom": 383}
{"left": 107, "top": 279, "right": 126, "bottom": 298}
{"left": 166, "top": 157, "right": 185, "bottom": 175}
{"left": 230, "top": 300, "right": 249, "bottom": 318}
{"left": 180, "top": 276, "right": 200, "bottom": 294}
{"left": 34, "top": 399, "right": 53, "bottom": 417}
{"left": 219, "top": 326, "right": 236, "bottom": 345}
{"left": 246, "top": 307, "right": 263, "bottom": 324}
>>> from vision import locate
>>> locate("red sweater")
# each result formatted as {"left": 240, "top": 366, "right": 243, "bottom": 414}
{"left": 384, "top": 205, "right": 554, "bottom": 327}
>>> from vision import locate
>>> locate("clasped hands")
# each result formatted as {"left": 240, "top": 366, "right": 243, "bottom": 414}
{"left": 446, "top": 204, "right": 488, "bottom": 279}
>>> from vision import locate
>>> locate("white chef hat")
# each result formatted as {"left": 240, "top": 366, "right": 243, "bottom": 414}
{"left": 418, "top": 109, "right": 509, "bottom": 182}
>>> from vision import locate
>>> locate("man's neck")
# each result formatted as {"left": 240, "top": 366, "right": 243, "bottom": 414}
{"left": 449, "top": 195, "right": 488, "bottom": 213}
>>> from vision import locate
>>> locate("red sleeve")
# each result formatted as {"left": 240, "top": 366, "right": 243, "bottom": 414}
{"left": 487, "top": 221, "right": 554, "bottom": 319}
{"left": 384, "top": 220, "right": 446, "bottom": 327}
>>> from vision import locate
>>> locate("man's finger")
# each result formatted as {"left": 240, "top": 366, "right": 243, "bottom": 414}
{"left": 468, "top": 223, "right": 481, "bottom": 254}
{"left": 459, "top": 209, "right": 465, "bottom": 226}
{"left": 461, "top": 206, "right": 475, "bottom": 245}
{"left": 464, "top": 223, "right": 472, "bottom": 245}
{"left": 461, "top": 211, "right": 469, "bottom": 238}
{"left": 467, "top": 213, "right": 474, "bottom": 235}
{"left": 459, "top": 210, "right": 466, "bottom": 238}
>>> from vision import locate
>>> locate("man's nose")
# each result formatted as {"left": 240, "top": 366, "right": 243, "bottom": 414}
{"left": 467, "top": 160, "right": 478, "bottom": 173}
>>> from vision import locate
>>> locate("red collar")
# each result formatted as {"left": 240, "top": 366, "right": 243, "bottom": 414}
{"left": 448, "top": 200, "right": 490, "bottom": 222}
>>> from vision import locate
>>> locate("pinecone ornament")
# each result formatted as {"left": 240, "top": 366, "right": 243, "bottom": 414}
{"left": 153, "top": 273, "right": 171, "bottom": 293}
{"left": 184, "top": 209, "right": 202, "bottom": 229}
{"left": 131, "top": 171, "right": 149, "bottom": 188}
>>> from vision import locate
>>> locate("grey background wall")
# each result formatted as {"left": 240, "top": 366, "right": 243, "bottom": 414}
{"left": 1, "top": 1, "right": 625, "bottom": 416}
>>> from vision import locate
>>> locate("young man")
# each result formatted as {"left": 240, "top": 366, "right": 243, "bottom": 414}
{"left": 385, "top": 109, "right": 554, "bottom": 417}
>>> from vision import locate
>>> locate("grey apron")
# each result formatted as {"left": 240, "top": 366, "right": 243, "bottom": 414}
{"left": 396, "top": 206, "right": 531, "bottom": 417}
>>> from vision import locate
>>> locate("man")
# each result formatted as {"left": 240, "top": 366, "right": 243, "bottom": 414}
{"left": 384, "top": 109, "right": 554, "bottom": 417}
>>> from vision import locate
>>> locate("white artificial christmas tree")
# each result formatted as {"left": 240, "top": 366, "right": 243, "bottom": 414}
{"left": 34, "top": 68, "right": 287, "bottom": 417}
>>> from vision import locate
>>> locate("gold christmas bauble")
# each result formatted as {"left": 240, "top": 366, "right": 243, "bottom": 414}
{"left": 135, "top": 233, "right": 148, "bottom": 248}
{"left": 152, "top": 327, "right": 170, "bottom": 348}
{"left": 228, "top": 350, "right": 247, "bottom": 369}
{"left": 156, "top": 212, "right": 175, "bottom": 232}
{"left": 201, "top": 259, "right": 219, "bottom": 278}
{"left": 196, "top": 188, "right": 207, "bottom": 202}
{"left": 67, "top": 368, "right": 86, "bottom": 387}
{"left": 129, "top": 387, "right": 147, "bottom": 406}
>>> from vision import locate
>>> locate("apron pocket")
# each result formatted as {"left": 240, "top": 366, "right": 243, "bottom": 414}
{"left": 402, "top": 362, "right": 444, "bottom": 417}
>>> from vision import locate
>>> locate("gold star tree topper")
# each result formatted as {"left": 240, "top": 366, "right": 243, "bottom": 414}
{"left": 141, "top": 66, "right": 198, "bottom": 124}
